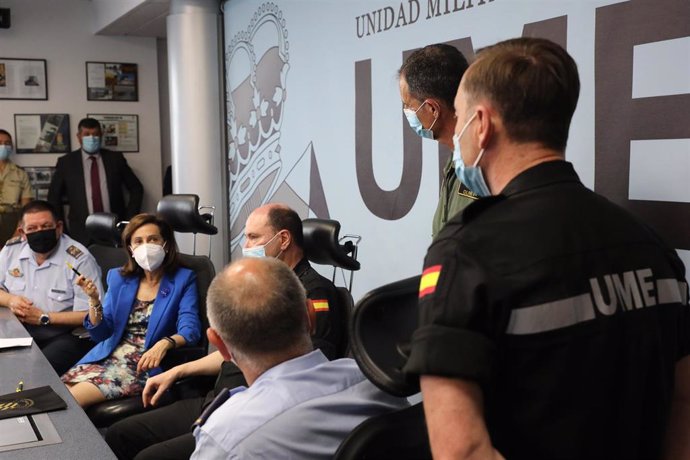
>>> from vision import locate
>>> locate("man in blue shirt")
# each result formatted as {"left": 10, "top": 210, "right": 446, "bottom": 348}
{"left": 191, "top": 257, "right": 407, "bottom": 459}
{"left": 0, "top": 200, "right": 103, "bottom": 374}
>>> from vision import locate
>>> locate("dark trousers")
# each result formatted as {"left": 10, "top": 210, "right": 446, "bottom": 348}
{"left": 34, "top": 330, "right": 94, "bottom": 376}
{"left": 106, "top": 396, "right": 206, "bottom": 460}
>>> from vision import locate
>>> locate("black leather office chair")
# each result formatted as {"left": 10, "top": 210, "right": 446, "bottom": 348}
{"left": 157, "top": 194, "right": 217, "bottom": 257}
{"left": 86, "top": 197, "right": 217, "bottom": 428}
{"left": 334, "top": 275, "right": 432, "bottom": 460}
{"left": 302, "top": 218, "right": 360, "bottom": 290}
{"left": 302, "top": 218, "right": 360, "bottom": 358}
{"left": 84, "top": 213, "right": 128, "bottom": 289}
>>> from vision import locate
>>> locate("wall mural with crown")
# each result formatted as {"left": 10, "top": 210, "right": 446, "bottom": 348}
{"left": 224, "top": 0, "right": 690, "bottom": 299}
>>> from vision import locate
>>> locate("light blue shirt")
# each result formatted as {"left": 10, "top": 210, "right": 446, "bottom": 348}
{"left": 0, "top": 233, "right": 103, "bottom": 313}
{"left": 192, "top": 350, "right": 408, "bottom": 459}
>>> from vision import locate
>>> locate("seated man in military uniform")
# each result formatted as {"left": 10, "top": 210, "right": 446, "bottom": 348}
{"left": 0, "top": 200, "right": 103, "bottom": 375}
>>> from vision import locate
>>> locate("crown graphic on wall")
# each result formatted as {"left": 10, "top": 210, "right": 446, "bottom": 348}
{"left": 226, "top": 2, "right": 290, "bottom": 242}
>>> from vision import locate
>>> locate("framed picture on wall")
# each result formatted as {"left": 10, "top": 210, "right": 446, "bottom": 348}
{"left": 23, "top": 166, "right": 56, "bottom": 200}
{"left": 0, "top": 58, "right": 48, "bottom": 100}
{"left": 87, "top": 114, "right": 139, "bottom": 152}
{"left": 13, "top": 114, "right": 71, "bottom": 153}
{"left": 86, "top": 62, "right": 138, "bottom": 101}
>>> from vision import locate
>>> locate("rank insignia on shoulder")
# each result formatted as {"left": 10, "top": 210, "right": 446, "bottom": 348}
{"left": 66, "top": 245, "right": 83, "bottom": 259}
{"left": 5, "top": 236, "right": 21, "bottom": 246}
{"left": 8, "top": 268, "right": 22, "bottom": 278}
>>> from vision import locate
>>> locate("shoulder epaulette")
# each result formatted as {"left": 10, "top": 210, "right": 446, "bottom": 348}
{"left": 66, "top": 245, "right": 84, "bottom": 259}
{"left": 459, "top": 195, "right": 506, "bottom": 225}
{"left": 5, "top": 236, "right": 22, "bottom": 246}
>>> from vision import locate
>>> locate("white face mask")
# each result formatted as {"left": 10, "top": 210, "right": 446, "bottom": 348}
{"left": 131, "top": 243, "right": 166, "bottom": 271}
{"left": 242, "top": 232, "right": 280, "bottom": 258}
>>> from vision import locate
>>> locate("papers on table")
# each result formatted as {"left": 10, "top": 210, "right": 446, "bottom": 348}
{"left": 0, "top": 337, "right": 33, "bottom": 349}
{"left": 0, "top": 416, "right": 39, "bottom": 447}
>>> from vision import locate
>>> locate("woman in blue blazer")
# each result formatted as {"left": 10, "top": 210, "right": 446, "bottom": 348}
{"left": 62, "top": 214, "right": 201, "bottom": 408}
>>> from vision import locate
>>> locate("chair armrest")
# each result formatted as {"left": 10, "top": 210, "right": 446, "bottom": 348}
{"left": 161, "top": 346, "right": 206, "bottom": 370}
{"left": 86, "top": 391, "right": 175, "bottom": 428}
{"left": 170, "top": 375, "right": 217, "bottom": 401}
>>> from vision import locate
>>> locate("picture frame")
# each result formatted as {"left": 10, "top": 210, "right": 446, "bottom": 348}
{"left": 0, "top": 58, "right": 48, "bottom": 100}
{"left": 87, "top": 114, "right": 139, "bottom": 152}
{"left": 86, "top": 62, "right": 138, "bottom": 101}
{"left": 24, "top": 166, "right": 56, "bottom": 201}
{"left": 14, "top": 114, "right": 71, "bottom": 154}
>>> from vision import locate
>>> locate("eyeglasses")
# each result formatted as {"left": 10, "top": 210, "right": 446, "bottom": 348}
{"left": 23, "top": 222, "right": 56, "bottom": 233}
{"left": 130, "top": 234, "right": 164, "bottom": 248}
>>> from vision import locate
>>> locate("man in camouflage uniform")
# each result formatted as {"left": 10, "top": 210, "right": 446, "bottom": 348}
{"left": 0, "top": 129, "right": 33, "bottom": 244}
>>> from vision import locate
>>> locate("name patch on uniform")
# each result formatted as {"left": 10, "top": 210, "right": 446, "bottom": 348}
{"left": 66, "top": 245, "right": 83, "bottom": 259}
{"left": 8, "top": 267, "right": 21, "bottom": 277}
{"left": 312, "top": 299, "right": 329, "bottom": 312}
{"left": 50, "top": 289, "right": 66, "bottom": 294}
{"left": 419, "top": 265, "right": 442, "bottom": 299}
{"left": 458, "top": 183, "right": 479, "bottom": 200}
{"left": 506, "top": 268, "right": 689, "bottom": 335}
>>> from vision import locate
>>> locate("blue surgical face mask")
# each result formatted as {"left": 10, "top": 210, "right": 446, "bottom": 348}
{"left": 242, "top": 232, "right": 280, "bottom": 258}
{"left": 452, "top": 113, "right": 491, "bottom": 197}
{"left": 82, "top": 135, "right": 101, "bottom": 154}
{"left": 0, "top": 145, "right": 12, "bottom": 160}
{"left": 403, "top": 101, "right": 438, "bottom": 140}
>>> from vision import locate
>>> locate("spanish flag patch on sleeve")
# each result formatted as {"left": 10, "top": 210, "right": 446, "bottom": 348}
{"left": 419, "top": 265, "right": 442, "bottom": 299}
{"left": 312, "top": 299, "right": 330, "bottom": 312}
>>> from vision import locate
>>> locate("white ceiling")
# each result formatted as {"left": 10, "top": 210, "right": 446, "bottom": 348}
{"left": 96, "top": 0, "right": 170, "bottom": 38}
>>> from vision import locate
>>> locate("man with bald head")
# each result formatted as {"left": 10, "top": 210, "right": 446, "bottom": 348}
{"left": 106, "top": 204, "right": 344, "bottom": 460}
{"left": 191, "top": 257, "right": 406, "bottom": 459}
{"left": 242, "top": 203, "right": 343, "bottom": 358}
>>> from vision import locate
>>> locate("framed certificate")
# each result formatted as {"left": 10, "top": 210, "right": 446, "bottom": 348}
{"left": 86, "top": 62, "right": 138, "bottom": 101}
{"left": 0, "top": 58, "right": 48, "bottom": 100}
{"left": 13, "top": 114, "right": 71, "bottom": 153}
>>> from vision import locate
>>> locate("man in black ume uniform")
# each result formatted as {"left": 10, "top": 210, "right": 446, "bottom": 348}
{"left": 404, "top": 37, "right": 690, "bottom": 460}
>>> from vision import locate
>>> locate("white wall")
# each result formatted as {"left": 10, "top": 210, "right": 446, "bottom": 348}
{"left": 0, "top": 0, "right": 162, "bottom": 212}
{"left": 224, "top": 0, "right": 690, "bottom": 300}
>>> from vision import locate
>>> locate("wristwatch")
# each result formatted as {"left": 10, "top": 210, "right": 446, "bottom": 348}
{"left": 39, "top": 313, "right": 50, "bottom": 326}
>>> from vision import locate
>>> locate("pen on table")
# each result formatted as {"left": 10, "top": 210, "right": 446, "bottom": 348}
{"left": 16, "top": 380, "right": 23, "bottom": 392}
{"left": 66, "top": 262, "right": 81, "bottom": 277}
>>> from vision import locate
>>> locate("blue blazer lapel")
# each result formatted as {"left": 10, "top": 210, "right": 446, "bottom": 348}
{"left": 145, "top": 273, "right": 175, "bottom": 347}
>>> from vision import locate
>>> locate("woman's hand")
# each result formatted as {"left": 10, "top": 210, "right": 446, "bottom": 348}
{"left": 76, "top": 275, "right": 100, "bottom": 302}
{"left": 136, "top": 339, "right": 173, "bottom": 374}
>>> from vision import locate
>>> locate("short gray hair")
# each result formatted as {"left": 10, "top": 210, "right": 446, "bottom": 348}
{"left": 207, "top": 258, "right": 309, "bottom": 358}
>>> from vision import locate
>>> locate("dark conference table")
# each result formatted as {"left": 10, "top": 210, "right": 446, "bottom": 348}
{"left": 0, "top": 308, "right": 116, "bottom": 459}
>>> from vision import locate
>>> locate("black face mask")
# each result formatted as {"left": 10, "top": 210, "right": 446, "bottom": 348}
{"left": 26, "top": 228, "right": 59, "bottom": 254}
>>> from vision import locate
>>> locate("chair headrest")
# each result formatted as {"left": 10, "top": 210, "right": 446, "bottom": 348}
{"left": 85, "top": 212, "right": 123, "bottom": 247}
{"left": 157, "top": 194, "right": 218, "bottom": 235}
{"left": 350, "top": 275, "right": 421, "bottom": 397}
{"left": 302, "top": 218, "right": 360, "bottom": 271}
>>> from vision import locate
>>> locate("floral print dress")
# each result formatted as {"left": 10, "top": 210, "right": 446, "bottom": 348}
{"left": 62, "top": 298, "right": 155, "bottom": 400}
